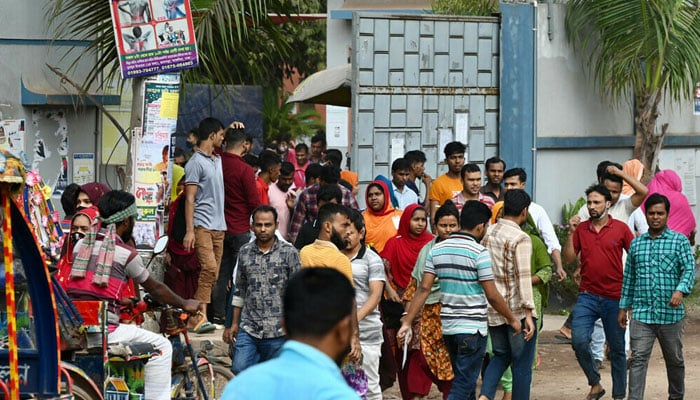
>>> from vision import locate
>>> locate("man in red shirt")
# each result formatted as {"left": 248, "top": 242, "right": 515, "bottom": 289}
{"left": 564, "top": 184, "right": 633, "bottom": 400}
{"left": 292, "top": 143, "right": 310, "bottom": 190}
{"left": 255, "top": 151, "right": 282, "bottom": 206}
{"left": 211, "top": 127, "right": 261, "bottom": 325}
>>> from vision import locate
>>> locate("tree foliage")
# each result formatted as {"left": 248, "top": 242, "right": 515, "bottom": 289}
{"left": 431, "top": 0, "right": 498, "bottom": 16}
{"left": 565, "top": 1, "right": 700, "bottom": 171}
{"left": 47, "top": 0, "right": 324, "bottom": 89}
{"left": 262, "top": 87, "right": 323, "bottom": 141}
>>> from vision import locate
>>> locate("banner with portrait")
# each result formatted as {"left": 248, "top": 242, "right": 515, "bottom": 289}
{"left": 109, "top": 0, "right": 198, "bottom": 79}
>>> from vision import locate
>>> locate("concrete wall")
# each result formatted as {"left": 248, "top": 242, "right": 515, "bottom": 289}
{"left": 0, "top": 1, "right": 112, "bottom": 216}
{"left": 328, "top": 0, "right": 354, "bottom": 67}
{"left": 536, "top": 5, "right": 632, "bottom": 138}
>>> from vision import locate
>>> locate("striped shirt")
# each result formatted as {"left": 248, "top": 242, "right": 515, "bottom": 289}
{"left": 620, "top": 228, "right": 696, "bottom": 325}
{"left": 425, "top": 232, "right": 493, "bottom": 336}
{"left": 482, "top": 219, "right": 536, "bottom": 326}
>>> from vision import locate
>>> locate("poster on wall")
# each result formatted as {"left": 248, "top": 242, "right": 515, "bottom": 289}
{"left": 109, "top": 0, "right": 198, "bottom": 79}
{"left": 72, "top": 153, "right": 95, "bottom": 185}
{"left": 0, "top": 119, "right": 26, "bottom": 154}
{"left": 132, "top": 75, "right": 180, "bottom": 247}
{"left": 326, "top": 106, "right": 349, "bottom": 148}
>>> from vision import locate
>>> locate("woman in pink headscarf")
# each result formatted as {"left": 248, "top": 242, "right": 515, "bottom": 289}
{"left": 643, "top": 169, "right": 696, "bottom": 243}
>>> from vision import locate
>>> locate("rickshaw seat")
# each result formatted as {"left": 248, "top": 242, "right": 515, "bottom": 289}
{"left": 107, "top": 342, "right": 161, "bottom": 363}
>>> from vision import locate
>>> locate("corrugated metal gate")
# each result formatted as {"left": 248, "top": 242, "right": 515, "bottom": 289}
{"left": 351, "top": 13, "right": 500, "bottom": 204}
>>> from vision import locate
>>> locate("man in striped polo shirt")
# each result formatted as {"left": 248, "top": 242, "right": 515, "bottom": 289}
{"left": 399, "top": 200, "right": 521, "bottom": 400}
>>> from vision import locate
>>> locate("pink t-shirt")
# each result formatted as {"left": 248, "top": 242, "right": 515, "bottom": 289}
{"left": 268, "top": 182, "right": 293, "bottom": 240}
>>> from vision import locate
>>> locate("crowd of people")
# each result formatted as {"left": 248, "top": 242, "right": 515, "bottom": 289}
{"left": 54, "top": 116, "right": 697, "bottom": 400}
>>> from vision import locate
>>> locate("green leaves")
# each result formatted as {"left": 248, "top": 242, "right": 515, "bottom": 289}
{"left": 262, "top": 87, "right": 323, "bottom": 141}
{"left": 431, "top": 0, "right": 498, "bottom": 16}
{"left": 47, "top": 0, "right": 296, "bottom": 89}
{"left": 565, "top": 0, "right": 700, "bottom": 103}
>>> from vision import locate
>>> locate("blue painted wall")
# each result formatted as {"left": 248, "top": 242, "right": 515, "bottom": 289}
{"left": 499, "top": 2, "right": 535, "bottom": 194}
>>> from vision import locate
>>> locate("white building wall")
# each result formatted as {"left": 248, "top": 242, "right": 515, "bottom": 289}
{"left": 327, "top": 0, "right": 353, "bottom": 67}
{"left": 534, "top": 3, "right": 700, "bottom": 229}
{"left": 0, "top": 1, "right": 117, "bottom": 215}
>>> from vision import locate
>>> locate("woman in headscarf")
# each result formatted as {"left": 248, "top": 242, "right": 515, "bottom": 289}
{"left": 401, "top": 200, "right": 460, "bottom": 398}
{"left": 57, "top": 206, "right": 101, "bottom": 287}
{"left": 374, "top": 174, "right": 399, "bottom": 208}
{"left": 81, "top": 182, "right": 111, "bottom": 206}
{"left": 380, "top": 203, "right": 435, "bottom": 400}
{"left": 362, "top": 180, "right": 403, "bottom": 253}
{"left": 643, "top": 169, "right": 697, "bottom": 242}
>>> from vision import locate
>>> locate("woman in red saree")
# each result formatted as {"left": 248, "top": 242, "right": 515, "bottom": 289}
{"left": 380, "top": 203, "right": 436, "bottom": 400}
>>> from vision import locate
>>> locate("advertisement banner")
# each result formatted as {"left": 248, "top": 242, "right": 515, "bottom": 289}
{"left": 0, "top": 119, "right": 25, "bottom": 154}
{"left": 109, "top": 0, "right": 198, "bottom": 79}
{"left": 132, "top": 76, "right": 180, "bottom": 247}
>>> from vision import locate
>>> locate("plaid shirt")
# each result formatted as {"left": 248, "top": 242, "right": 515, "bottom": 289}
{"left": 232, "top": 238, "right": 301, "bottom": 339}
{"left": 482, "top": 218, "right": 537, "bottom": 325}
{"left": 620, "top": 228, "right": 696, "bottom": 325}
{"left": 288, "top": 183, "right": 359, "bottom": 242}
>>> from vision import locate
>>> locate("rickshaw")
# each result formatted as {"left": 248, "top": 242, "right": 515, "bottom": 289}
{"left": 0, "top": 150, "right": 63, "bottom": 398}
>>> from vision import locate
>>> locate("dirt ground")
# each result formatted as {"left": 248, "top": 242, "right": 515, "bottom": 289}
{"left": 382, "top": 311, "right": 700, "bottom": 400}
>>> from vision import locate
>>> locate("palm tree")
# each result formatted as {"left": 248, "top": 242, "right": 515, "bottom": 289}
{"left": 47, "top": 0, "right": 293, "bottom": 189}
{"left": 565, "top": 1, "right": 700, "bottom": 172}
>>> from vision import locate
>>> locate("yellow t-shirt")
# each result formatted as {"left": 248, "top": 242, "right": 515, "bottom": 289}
{"left": 299, "top": 240, "right": 354, "bottom": 285}
{"left": 429, "top": 174, "right": 463, "bottom": 205}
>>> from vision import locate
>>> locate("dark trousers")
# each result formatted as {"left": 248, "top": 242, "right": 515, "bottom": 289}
{"left": 211, "top": 232, "right": 250, "bottom": 322}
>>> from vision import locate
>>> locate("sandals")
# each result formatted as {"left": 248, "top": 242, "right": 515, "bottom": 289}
{"left": 189, "top": 319, "right": 216, "bottom": 334}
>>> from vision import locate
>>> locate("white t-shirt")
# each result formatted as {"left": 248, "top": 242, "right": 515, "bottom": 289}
{"left": 350, "top": 247, "right": 385, "bottom": 344}
{"left": 528, "top": 201, "right": 561, "bottom": 253}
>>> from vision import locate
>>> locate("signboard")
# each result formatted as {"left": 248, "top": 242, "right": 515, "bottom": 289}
{"left": 109, "top": 0, "right": 198, "bottom": 79}
{"left": 72, "top": 153, "right": 95, "bottom": 185}
{"left": 132, "top": 76, "right": 180, "bottom": 247}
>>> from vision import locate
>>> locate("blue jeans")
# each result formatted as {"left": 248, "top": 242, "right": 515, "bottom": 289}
{"left": 628, "top": 318, "right": 685, "bottom": 400}
{"left": 571, "top": 292, "right": 626, "bottom": 399}
{"left": 592, "top": 318, "right": 605, "bottom": 361}
{"left": 231, "top": 329, "right": 285, "bottom": 374}
{"left": 443, "top": 333, "right": 487, "bottom": 400}
{"left": 480, "top": 319, "right": 537, "bottom": 400}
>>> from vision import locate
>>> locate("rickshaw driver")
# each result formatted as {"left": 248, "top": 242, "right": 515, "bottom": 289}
{"left": 64, "top": 190, "right": 200, "bottom": 400}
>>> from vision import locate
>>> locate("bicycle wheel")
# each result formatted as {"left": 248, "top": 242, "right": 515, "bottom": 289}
{"left": 173, "top": 363, "right": 234, "bottom": 400}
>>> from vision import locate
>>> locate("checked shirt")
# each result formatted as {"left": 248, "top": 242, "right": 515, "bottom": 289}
{"left": 620, "top": 228, "right": 696, "bottom": 325}
{"left": 233, "top": 238, "right": 301, "bottom": 338}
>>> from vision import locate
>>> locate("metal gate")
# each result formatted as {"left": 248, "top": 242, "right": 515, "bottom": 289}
{"left": 351, "top": 13, "right": 500, "bottom": 204}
